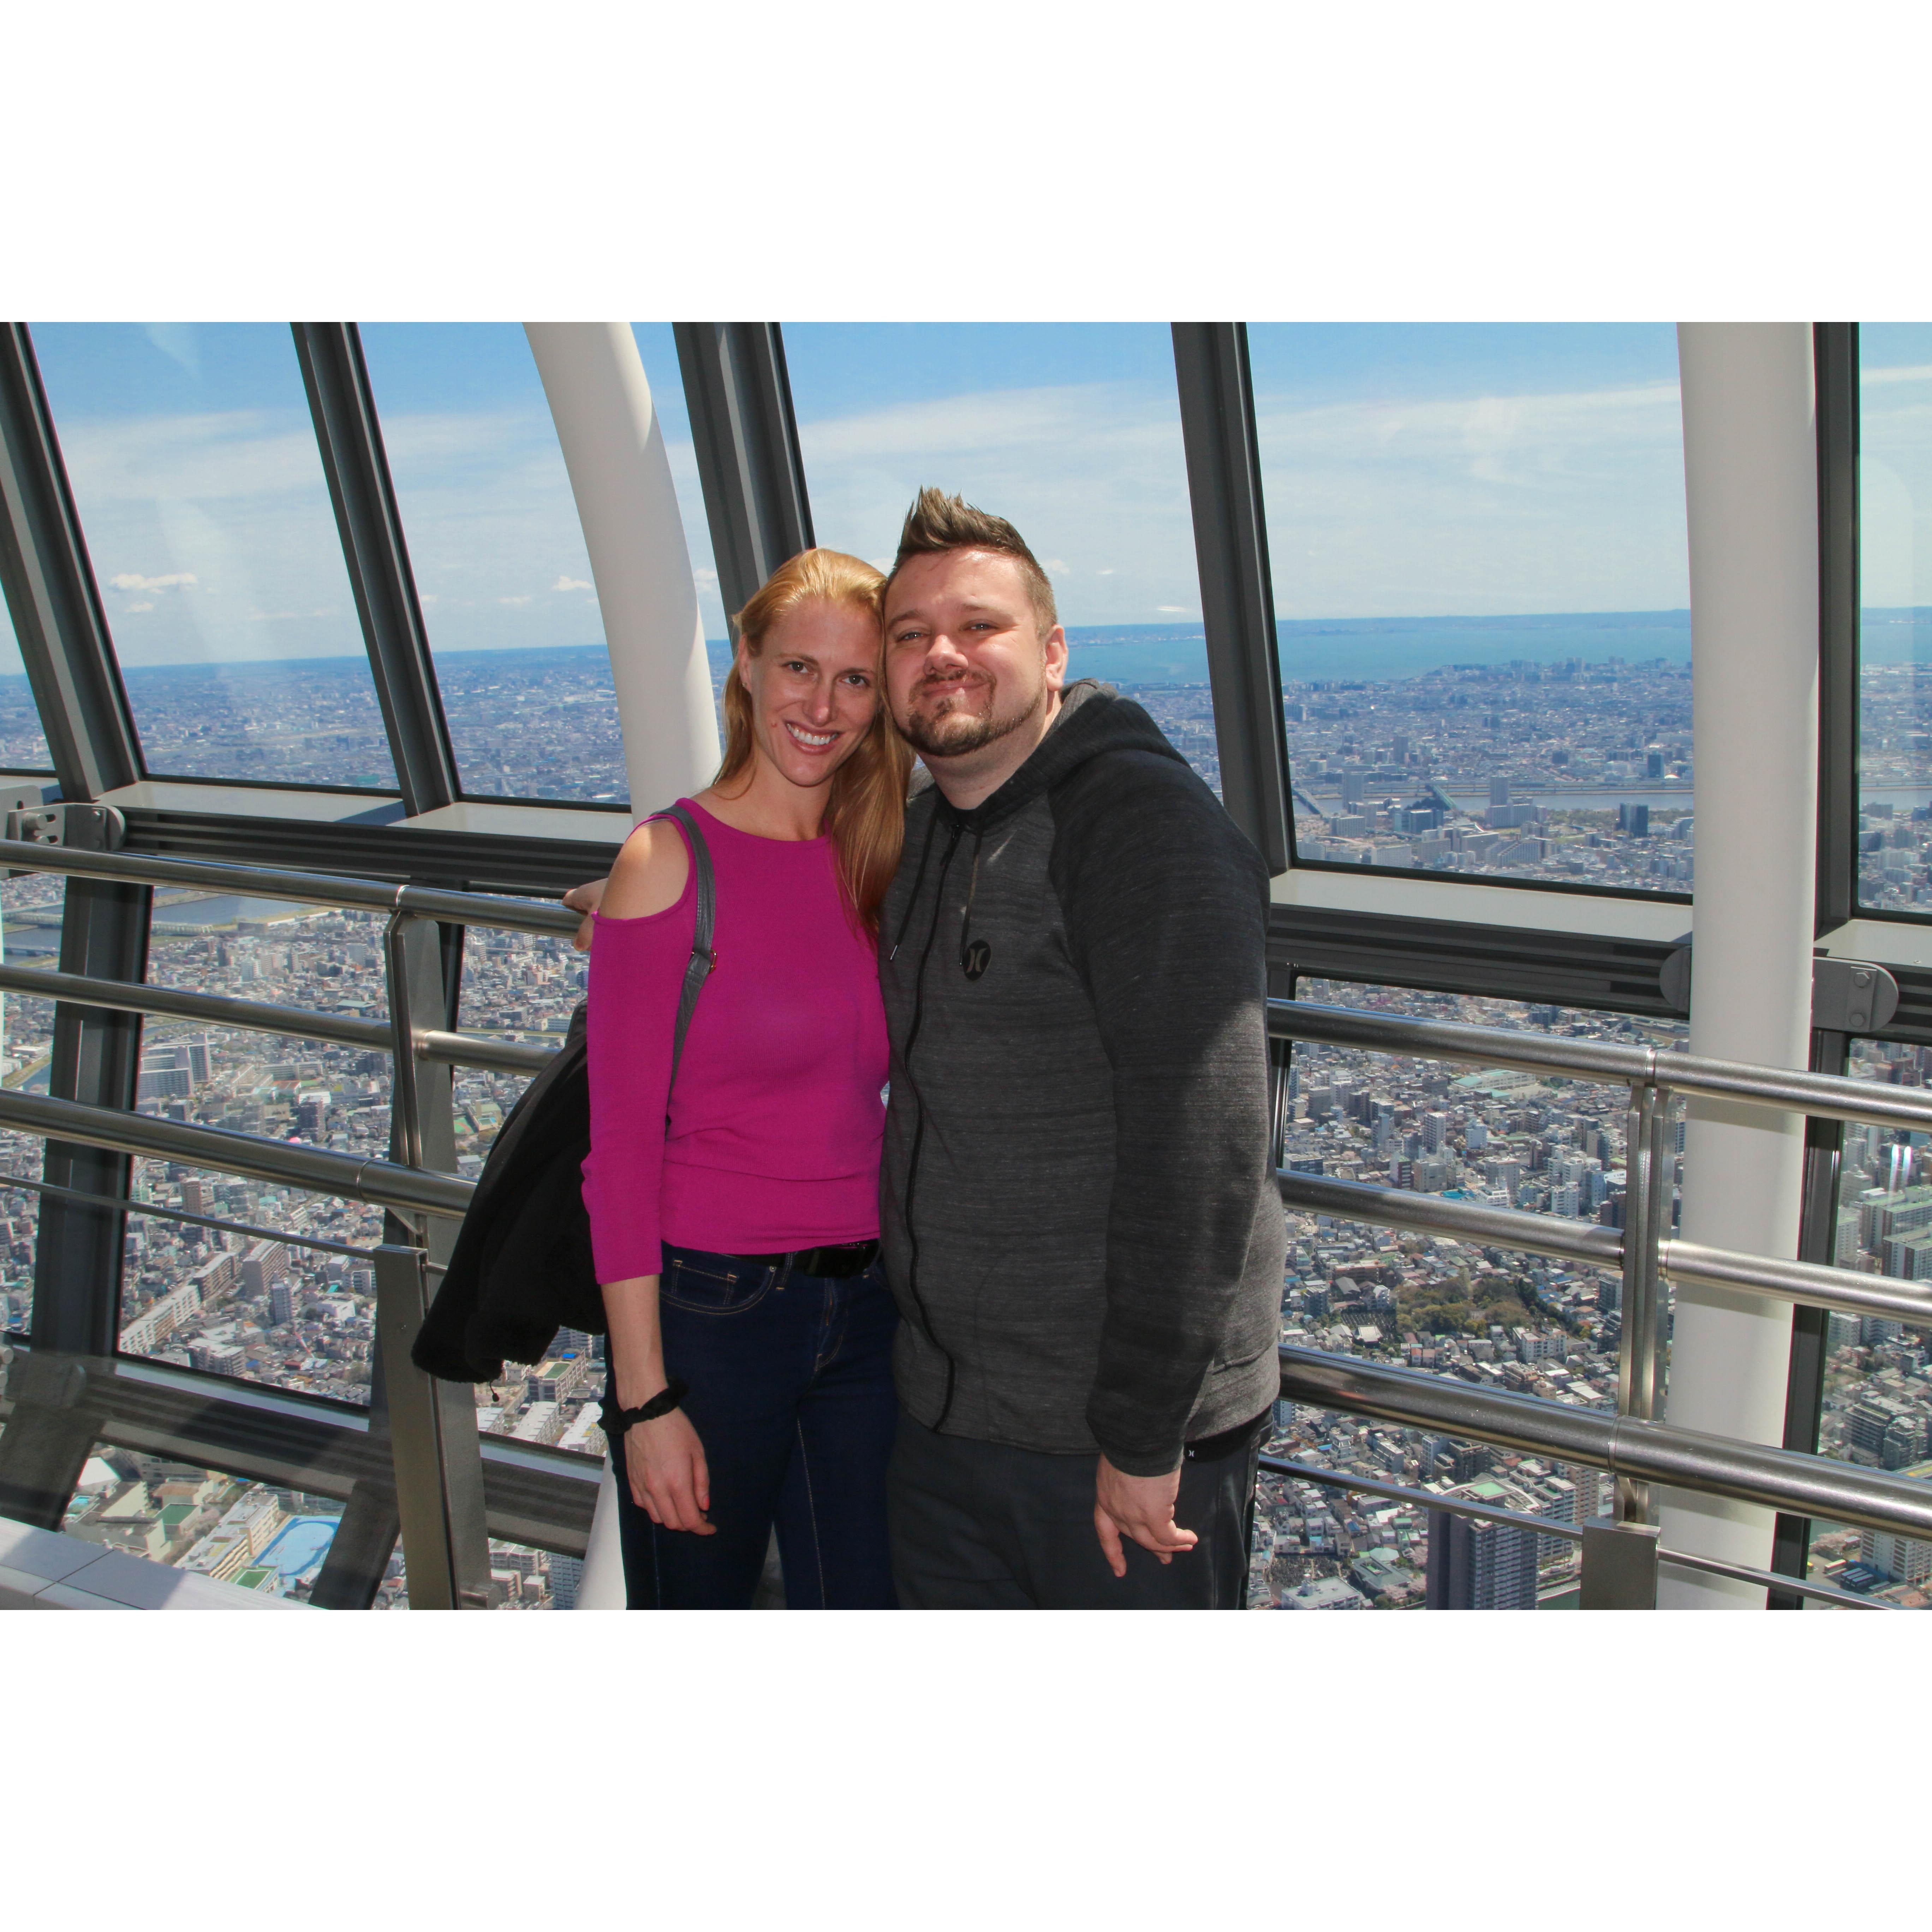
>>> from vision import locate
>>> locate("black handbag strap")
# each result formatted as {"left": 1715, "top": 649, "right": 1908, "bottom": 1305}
{"left": 654, "top": 803, "right": 716, "bottom": 1091}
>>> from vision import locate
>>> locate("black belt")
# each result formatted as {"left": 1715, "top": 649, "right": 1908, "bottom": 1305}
{"left": 732, "top": 1239, "right": 879, "bottom": 1279}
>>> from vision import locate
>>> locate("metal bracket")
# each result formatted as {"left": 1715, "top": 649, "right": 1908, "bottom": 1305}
{"left": 1812, "top": 956, "right": 1900, "bottom": 1035}
{"left": 1658, "top": 943, "right": 1900, "bottom": 1035}
{"left": 1580, "top": 1516, "right": 1660, "bottom": 1609}
{"left": 2, "top": 799, "right": 125, "bottom": 877}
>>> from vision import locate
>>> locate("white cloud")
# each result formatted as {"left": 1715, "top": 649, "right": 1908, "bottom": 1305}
{"left": 1861, "top": 363, "right": 1932, "bottom": 387}
{"left": 1155, "top": 605, "right": 1190, "bottom": 614}
{"left": 496, "top": 595, "right": 533, "bottom": 607}
{"left": 123, "top": 600, "right": 155, "bottom": 613}
{"left": 1044, "top": 557, "right": 1071, "bottom": 572}
{"left": 551, "top": 576, "right": 593, "bottom": 593}
{"left": 109, "top": 571, "right": 197, "bottom": 592}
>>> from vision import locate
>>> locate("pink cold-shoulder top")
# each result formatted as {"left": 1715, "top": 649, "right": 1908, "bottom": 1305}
{"left": 581, "top": 798, "right": 888, "bottom": 1284}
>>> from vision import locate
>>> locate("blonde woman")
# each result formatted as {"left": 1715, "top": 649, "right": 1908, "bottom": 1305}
{"left": 581, "top": 549, "right": 911, "bottom": 1608}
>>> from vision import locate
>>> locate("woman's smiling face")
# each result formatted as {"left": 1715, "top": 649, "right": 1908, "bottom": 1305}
{"left": 738, "top": 599, "right": 884, "bottom": 792}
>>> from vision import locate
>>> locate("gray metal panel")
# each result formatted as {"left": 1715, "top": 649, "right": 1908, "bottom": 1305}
{"left": 372, "top": 1244, "right": 489, "bottom": 1609}
{"left": 291, "top": 323, "right": 459, "bottom": 816}
{"left": 1814, "top": 322, "right": 1858, "bottom": 935}
{"left": 0, "top": 325, "right": 142, "bottom": 799}
{"left": 1171, "top": 323, "right": 1293, "bottom": 874}
{"left": 673, "top": 323, "right": 815, "bottom": 630}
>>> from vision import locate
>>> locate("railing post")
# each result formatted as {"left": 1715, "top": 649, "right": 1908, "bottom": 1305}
{"left": 376, "top": 910, "right": 484, "bottom": 1606}
{"left": 1590, "top": 1080, "right": 1673, "bottom": 1608}
{"left": 371, "top": 1242, "right": 490, "bottom": 1610}
{"left": 1614, "top": 1082, "right": 1669, "bottom": 1524}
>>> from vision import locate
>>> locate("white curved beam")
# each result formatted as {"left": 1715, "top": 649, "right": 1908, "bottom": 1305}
{"left": 525, "top": 324, "right": 720, "bottom": 816}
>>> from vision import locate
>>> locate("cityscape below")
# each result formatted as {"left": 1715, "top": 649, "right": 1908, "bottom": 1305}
{"left": 0, "top": 613, "right": 1927, "bottom": 1606}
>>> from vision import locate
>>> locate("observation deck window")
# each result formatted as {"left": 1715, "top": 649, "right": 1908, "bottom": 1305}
{"left": 1260, "top": 977, "right": 1688, "bottom": 1609}
{"left": 116, "top": 896, "right": 394, "bottom": 1406}
{"left": 1809, "top": 1046, "right": 1932, "bottom": 1607}
{"left": 0, "top": 874, "right": 65, "bottom": 1342}
{"left": 1855, "top": 324, "right": 1932, "bottom": 916}
{"left": 28, "top": 323, "right": 399, "bottom": 790}
{"left": 62, "top": 1446, "right": 352, "bottom": 1605}
{"left": 360, "top": 323, "right": 715, "bottom": 809}
{"left": 1247, "top": 324, "right": 1693, "bottom": 896}
{"left": 0, "top": 595, "right": 54, "bottom": 774}
{"left": 782, "top": 323, "right": 1224, "bottom": 795}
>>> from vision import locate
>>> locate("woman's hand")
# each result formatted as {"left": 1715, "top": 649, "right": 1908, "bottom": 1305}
{"left": 621, "top": 1405, "right": 715, "bottom": 1536}
{"left": 563, "top": 876, "right": 609, "bottom": 951}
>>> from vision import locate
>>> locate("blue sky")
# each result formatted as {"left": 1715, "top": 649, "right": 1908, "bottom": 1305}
{"left": 7, "top": 322, "right": 1930, "bottom": 680}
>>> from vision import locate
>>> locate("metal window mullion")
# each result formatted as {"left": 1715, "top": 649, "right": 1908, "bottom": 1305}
{"left": 0, "top": 325, "right": 142, "bottom": 799}
{"left": 672, "top": 322, "right": 815, "bottom": 633}
{"left": 292, "top": 323, "right": 459, "bottom": 817}
{"left": 0, "top": 876, "right": 153, "bottom": 1526}
{"left": 1814, "top": 323, "right": 1859, "bottom": 935}
{"left": 1171, "top": 323, "right": 1293, "bottom": 875}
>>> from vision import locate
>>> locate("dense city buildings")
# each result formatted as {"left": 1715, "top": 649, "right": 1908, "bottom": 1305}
{"left": 1247, "top": 982, "right": 1658, "bottom": 1608}
{"left": 5, "top": 621, "right": 1931, "bottom": 1608}
{"left": 1287, "top": 653, "right": 1695, "bottom": 891}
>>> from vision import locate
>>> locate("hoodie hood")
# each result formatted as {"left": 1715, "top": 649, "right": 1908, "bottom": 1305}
{"left": 932, "top": 680, "right": 1189, "bottom": 833}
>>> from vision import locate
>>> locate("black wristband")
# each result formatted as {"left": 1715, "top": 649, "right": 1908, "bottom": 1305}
{"left": 600, "top": 1379, "right": 689, "bottom": 1439}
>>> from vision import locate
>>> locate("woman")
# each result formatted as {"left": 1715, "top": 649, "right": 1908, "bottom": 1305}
{"left": 582, "top": 548, "right": 910, "bottom": 1609}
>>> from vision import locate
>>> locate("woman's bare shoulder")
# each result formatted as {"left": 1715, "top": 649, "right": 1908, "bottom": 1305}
{"left": 601, "top": 816, "right": 693, "bottom": 920}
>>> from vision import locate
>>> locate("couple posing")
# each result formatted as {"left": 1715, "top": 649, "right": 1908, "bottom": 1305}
{"left": 574, "top": 489, "right": 1283, "bottom": 1610}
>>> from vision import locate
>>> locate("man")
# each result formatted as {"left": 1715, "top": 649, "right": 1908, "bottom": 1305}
{"left": 569, "top": 489, "right": 1284, "bottom": 1609}
{"left": 871, "top": 489, "right": 1282, "bottom": 1608}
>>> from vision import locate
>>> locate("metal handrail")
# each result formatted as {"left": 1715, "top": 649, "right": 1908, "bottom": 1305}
{"left": 0, "top": 938, "right": 565, "bottom": 1075}
{"left": 1273, "top": 996, "right": 1932, "bottom": 1134}
{"left": 1276, "top": 1346, "right": 1932, "bottom": 1543}
{"left": 1257, "top": 1455, "right": 1896, "bottom": 1610}
{"left": 5, "top": 838, "right": 1926, "bottom": 1605}
{"left": 0, "top": 835, "right": 582, "bottom": 937}
{"left": 0, "top": 1084, "right": 472, "bottom": 1221}
{"left": 6, "top": 1054, "right": 1925, "bottom": 1552}
{"left": 0, "top": 959, "right": 394, "bottom": 1052}
{"left": 1276, "top": 1167, "right": 1932, "bottom": 1328}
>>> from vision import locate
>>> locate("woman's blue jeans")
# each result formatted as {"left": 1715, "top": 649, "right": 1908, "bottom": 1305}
{"left": 610, "top": 1244, "right": 899, "bottom": 1609}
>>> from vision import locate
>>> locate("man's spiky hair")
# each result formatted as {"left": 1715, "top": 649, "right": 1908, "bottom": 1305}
{"left": 886, "top": 487, "right": 1058, "bottom": 631}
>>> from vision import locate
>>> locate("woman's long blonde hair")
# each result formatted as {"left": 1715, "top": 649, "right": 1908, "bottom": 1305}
{"left": 716, "top": 548, "right": 911, "bottom": 936}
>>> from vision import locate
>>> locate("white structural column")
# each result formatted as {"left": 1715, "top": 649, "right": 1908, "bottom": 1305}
{"left": 1662, "top": 324, "right": 1819, "bottom": 1606}
{"left": 525, "top": 324, "right": 720, "bottom": 814}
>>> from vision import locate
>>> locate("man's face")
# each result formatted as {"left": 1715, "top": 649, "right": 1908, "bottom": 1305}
{"left": 882, "top": 549, "right": 1068, "bottom": 762}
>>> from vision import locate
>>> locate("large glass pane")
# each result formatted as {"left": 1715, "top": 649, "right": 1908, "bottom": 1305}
{"left": 1808, "top": 1045, "right": 1932, "bottom": 1607}
{"left": 1, "top": 875, "right": 65, "bottom": 1336}
{"left": 64, "top": 1446, "right": 347, "bottom": 1602}
{"left": 783, "top": 324, "right": 1221, "bottom": 796}
{"left": 28, "top": 324, "right": 398, "bottom": 789}
{"left": 360, "top": 323, "right": 718, "bottom": 806}
{"left": 1250, "top": 325, "right": 1693, "bottom": 892}
{"left": 0, "top": 592, "right": 54, "bottom": 771}
{"left": 1256, "top": 979, "right": 1686, "bottom": 1609}
{"left": 118, "top": 896, "right": 392, "bottom": 1403}
{"left": 454, "top": 921, "right": 583, "bottom": 1165}
{"left": 1856, "top": 324, "right": 1932, "bottom": 912}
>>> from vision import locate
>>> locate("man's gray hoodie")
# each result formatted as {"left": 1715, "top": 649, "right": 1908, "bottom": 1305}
{"left": 878, "top": 680, "right": 1285, "bottom": 1478}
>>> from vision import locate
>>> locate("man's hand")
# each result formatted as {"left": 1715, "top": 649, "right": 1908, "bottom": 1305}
{"left": 562, "top": 877, "right": 609, "bottom": 951}
{"left": 1094, "top": 1454, "right": 1198, "bottom": 1579}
